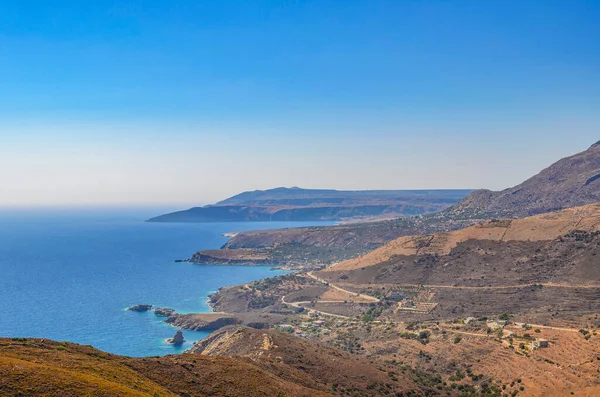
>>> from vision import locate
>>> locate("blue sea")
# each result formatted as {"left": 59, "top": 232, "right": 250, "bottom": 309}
{"left": 0, "top": 207, "right": 331, "bottom": 357}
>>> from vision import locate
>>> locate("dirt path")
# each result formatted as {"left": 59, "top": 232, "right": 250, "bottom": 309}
{"left": 280, "top": 295, "right": 352, "bottom": 319}
{"left": 447, "top": 330, "right": 491, "bottom": 338}
{"left": 307, "top": 272, "right": 380, "bottom": 302}
{"left": 279, "top": 272, "right": 379, "bottom": 319}
{"left": 282, "top": 273, "right": 599, "bottom": 322}
{"left": 508, "top": 323, "right": 581, "bottom": 333}
{"left": 335, "top": 282, "right": 600, "bottom": 291}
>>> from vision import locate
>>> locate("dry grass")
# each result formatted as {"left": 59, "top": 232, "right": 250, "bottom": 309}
{"left": 0, "top": 338, "right": 330, "bottom": 397}
{"left": 352, "top": 317, "right": 600, "bottom": 397}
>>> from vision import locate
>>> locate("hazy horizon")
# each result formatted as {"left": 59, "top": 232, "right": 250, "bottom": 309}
{"left": 1, "top": 1, "right": 599, "bottom": 206}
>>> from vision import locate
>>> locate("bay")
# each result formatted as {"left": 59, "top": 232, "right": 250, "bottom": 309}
{"left": 0, "top": 207, "right": 332, "bottom": 356}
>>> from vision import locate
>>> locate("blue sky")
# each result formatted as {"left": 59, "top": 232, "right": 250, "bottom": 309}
{"left": 1, "top": 0, "right": 599, "bottom": 206}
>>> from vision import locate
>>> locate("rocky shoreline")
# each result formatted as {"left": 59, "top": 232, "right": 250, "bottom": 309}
{"left": 175, "top": 253, "right": 308, "bottom": 271}
{"left": 126, "top": 297, "right": 284, "bottom": 334}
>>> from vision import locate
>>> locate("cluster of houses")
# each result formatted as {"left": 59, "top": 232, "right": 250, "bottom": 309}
{"left": 530, "top": 339, "right": 549, "bottom": 349}
{"left": 275, "top": 319, "right": 331, "bottom": 337}
{"left": 486, "top": 319, "right": 549, "bottom": 349}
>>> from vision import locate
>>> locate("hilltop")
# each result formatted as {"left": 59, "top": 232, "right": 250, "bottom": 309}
{"left": 0, "top": 334, "right": 441, "bottom": 397}
{"left": 190, "top": 325, "right": 434, "bottom": 396}
{"left": 148, "top": 187, "right": 471, "bottom": 223}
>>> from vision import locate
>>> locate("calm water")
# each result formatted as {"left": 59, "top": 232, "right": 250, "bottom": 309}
{"left": 0, "top": 207, "right": 331, "bottom": 357}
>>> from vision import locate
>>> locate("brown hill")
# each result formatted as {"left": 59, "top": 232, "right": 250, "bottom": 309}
{"left": 446, "top": 141, "right": 600, "bottom": 219}
{"left": 329, "top": 202, "right": 600, "bottom": 272}
{"left": 189, "top": 325, "right": 432, "bottom": 396}
{"left": 0, "top": 338, "right": 330, "bottom": 397}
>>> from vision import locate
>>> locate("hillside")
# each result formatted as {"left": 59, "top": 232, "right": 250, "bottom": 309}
{"left": 445, "top": 141, "right": 600, "bottom": 219}
{"left": 189, "top": 216, "right": 477, "bottom": 267}
{"left": 190, "top": 325, "right": 433, "bottom": 396}
{"left": 0, "top": 335, "right": 443, "bottom": 397}
{"left": 328, "top": 202, "right": 600, "bottom": 272}
{"left": 0, "top": 338, "right": 329, "bottom": 397}
{"left": 148, "top": 187, "right": 471, "bottom": 222}
{"left": 201, "top": 203, "right": 600, "bottom": 395}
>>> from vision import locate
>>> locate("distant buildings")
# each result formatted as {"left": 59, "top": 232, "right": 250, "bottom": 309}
{"left": 531, "top": 339, "right": 549, "bottom": 349}
{"left": 276, "top": 324, "right": 294, "bottom": 330}
{"left": 386, "top": 291, "right": 405, "bottom": 301}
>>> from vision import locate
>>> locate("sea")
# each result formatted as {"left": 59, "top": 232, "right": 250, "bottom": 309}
{"left": 0, "top": 207, "right": 332, "bottom": 357}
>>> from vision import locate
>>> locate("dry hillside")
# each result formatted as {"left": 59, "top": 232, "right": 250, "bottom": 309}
{"left": 445, "top": 141, "right": 600, "bottom": 219}
{"left": 0, "top": 338, "right": 330, "bottom": 397}
{"left": 329, "top": 202, "right": 600, "bottom": 272}
{"left": 190, "top": 325, "right": 433, "bottom": 396}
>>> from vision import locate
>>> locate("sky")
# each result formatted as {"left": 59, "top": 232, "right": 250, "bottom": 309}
{"left": 0, "top": 0, "right": 599, "bottom": 207}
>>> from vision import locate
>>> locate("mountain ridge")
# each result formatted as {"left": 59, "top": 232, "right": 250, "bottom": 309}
{"left": 148, "top": 187, "right": 472, "bottom": 223}
{"left": 444, "top": 141, "right": 600, "bottom": 219}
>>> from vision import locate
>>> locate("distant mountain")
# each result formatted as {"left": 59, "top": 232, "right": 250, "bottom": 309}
{"left": 445, "top": 141, "right": 600, "bottom": 219}
{"left": 148, "top": 187, "right": 472, "bottom": 223}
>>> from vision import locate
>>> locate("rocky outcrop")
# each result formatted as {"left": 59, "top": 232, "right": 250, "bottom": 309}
{"left": 166, "top": 330, "right": 185, "bottom": 345}
{"left": 190, "top": 249, "right": 275, "bottom": 266}
{"left": 126, "top": 304, "right": 153, "bottom": 312}
{"left": 165, "top": 313, "right": 243, "bottom": 331}
{"left": 153, "top": 308, "right": 175, "bottom": 317}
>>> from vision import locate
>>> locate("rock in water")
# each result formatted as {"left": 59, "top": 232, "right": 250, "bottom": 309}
{"left": 154, "top": 307, "right": 175, "bottom": 317}
{"left": 127, "top": 304, "right": 153, "bottom": 312}
{"left": 167, "top": 330, "right": 185, "bottom": 345}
